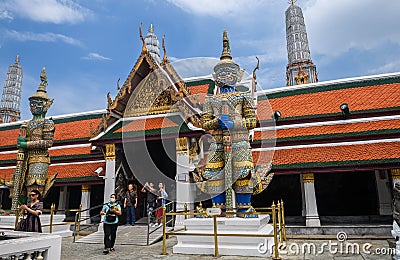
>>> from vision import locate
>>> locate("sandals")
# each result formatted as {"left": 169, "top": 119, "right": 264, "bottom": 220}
{"left": 110, "top": 248, "right": 115, "bottom": 252}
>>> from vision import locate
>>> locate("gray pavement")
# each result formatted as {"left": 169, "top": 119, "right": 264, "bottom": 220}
{"left": 61, "top": 236, "right": 394, "bottom": 259}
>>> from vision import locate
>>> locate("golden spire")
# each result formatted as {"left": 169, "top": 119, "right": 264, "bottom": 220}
{"left": 29, "top": 67, "right": 52, "bottom": 104}
{"left": 15, "top": 55, "right": 20, "bottom": 64}
{"left": 139, "top": 22, "right": 147, "bottom": 53}
{"left": 149, "top": 23, "right": 154, "bottom": 33}
{"left": 220, "top": 30, "right": 232, "bottom": 61}
{"left": 39, "top": 67, "right": 48, "bottom": 92}
{"left": 162, "top": 35, "right": 168, "bottom": 63}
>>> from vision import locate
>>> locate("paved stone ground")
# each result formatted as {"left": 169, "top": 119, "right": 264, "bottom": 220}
{"left": 61, "top": 236, "right": 394, "bottom": 259}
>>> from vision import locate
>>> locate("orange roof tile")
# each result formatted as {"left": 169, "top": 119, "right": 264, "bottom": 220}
{"left": 253, "top": 141, "right": 400, "bottom": 166}
{"left": 0, "top": 161, "right": 105, "bottom": 182}
{"left": 187, "top": 84, "right": 209, "bottom": 103}
{"left": 0, "top": 146, "right": 96, "bottom": 164}
{"left": 54, "top": 118, "right": 102, "bottom": 141}
{"left": 115, "top": 117, "right": 178, "bottom": 133}
{"left": 0, "top": 117, "right": 102, "bottom": 149}
{"left": 254, "top": 119, "right": 400, "bottom": 141}
{"left": 0, "top": 129, "right": 19, "bottom": 148}
{"left": 0, "top": 152, "right": 18, "bottom": 161}
{"left": 258, "top": 83, "right": 400, "bottom": 120}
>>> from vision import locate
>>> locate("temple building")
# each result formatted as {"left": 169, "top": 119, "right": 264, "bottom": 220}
{"left": 0, "top": 3, "right": 399, "bottom": 230}
{"left": 0, "top": 56, "right": 23, "bottom": 123}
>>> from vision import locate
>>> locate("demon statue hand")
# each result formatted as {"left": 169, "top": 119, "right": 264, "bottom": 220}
{"left": 196, "top": 31, "right": 260, "bottom": 215}
{"left": 10, "top": 68, "right": 56, "bottom": 208}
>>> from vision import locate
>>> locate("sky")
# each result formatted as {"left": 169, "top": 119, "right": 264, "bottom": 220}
{"left": 0, "top": 0, "right": 400, "bottom": 120}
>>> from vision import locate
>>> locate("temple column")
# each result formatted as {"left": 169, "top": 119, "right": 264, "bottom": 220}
{"left": 57, "top": 186, "right": 68, "bottom": 214}
{"left": 375, "top": 170, "right": 392, "bottom": 215}
{"left": 175, "top": 137, "right": 195, "bottom": 227}
{"left": 301, "top": 173, "right": 321, "bottom": 227}
{"left": 103, "top": 144, "right": 116, "bottom": 204}
{"left": 80, "top": 185, "right": 91, "bottom": 224}
{"left": 391, "top": 169, "right": 400, "bottom": 187}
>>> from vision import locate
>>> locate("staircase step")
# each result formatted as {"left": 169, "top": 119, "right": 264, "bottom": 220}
{"left": 76, "top": 225, "right": 171, "bottom": 245}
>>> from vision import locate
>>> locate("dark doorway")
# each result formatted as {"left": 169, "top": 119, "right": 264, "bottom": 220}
{"left": 0, "top": 188, "right": 11, "bottom": 210}
{"left": 123, "top": 138, "right": 177, "bottom": 222}
{"left": 43, "top": 186, "right": 60, "bottom": 210}
{"left": 315, "top": 171, "right": 378, "bottom": 216}
{"left": 252, "top": 174, "right": 302, "bottom": 216}
{"left": 90, "top": 184, "right": 104, "bottom": 221}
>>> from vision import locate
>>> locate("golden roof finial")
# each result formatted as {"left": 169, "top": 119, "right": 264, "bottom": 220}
{"left": 162, "top": 35, "right": 168, "bottom": 63}
{"left": 220, "top": 30, "right": 232, "bottom": 61}
{"left": 15, "top": 55, "right": 20, "bottom": 64}
{"left": 252, "top": 56, "right": 260, "bottom": 82}
{"left": 139, "top": 22, "right": 147, "bottom": 53}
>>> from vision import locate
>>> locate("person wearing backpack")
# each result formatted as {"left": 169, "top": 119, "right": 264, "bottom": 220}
{"left": 100, "top": 194, "right": 121, "bottom": 255}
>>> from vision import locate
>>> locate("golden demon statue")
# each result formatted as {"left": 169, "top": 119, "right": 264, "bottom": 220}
{"left": 194, "top": 31, "right": 264, "bottom": 214}
{"left": 9, "top": 68, "right": 56, "bottom": 211}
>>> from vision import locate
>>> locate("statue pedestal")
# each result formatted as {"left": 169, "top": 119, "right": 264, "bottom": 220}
{"left": 173, "top": 215, "right": 274, "bottom": 257}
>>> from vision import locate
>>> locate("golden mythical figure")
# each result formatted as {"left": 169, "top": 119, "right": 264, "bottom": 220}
{"left": 9, "top": 68, "right": 56, "bottom": 211}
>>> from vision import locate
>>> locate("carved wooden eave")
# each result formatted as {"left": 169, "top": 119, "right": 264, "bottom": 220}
{"left": 92, "top": 45, "right": 204, "bottom": 139}
{"left": 160, "top": 60, "right": 202, "bottom": 128}
{"left": 93, "top": 51, "right": 160, "bottom": 137}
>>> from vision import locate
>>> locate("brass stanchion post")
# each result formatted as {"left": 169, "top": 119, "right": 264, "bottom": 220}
{"left": 277, "top": 201, "right": 283, "bottom": 243}
{"left": 213, "top": 215, "right": 219, "bottom": 257}
{"left": 281, "top": 200, "right": 287, "bottom": 241}
{"left": 77, "top": 203, "right": 82, "bottom": 233}
{"left": 49, "top": 203, "right": 55, "bottom": 234}
{"left": 272, "top": 201, "right": 280, "bottom": 260}
{"left": 162, "top": 205, "right": 167, "bottom": 255}
{"left": 184, "top": 203, "right": 187, "bottom": 231}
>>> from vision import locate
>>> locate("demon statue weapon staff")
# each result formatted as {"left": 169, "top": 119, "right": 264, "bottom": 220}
{"left": 195, "top": 31, "right": 265, "bottom": 215}
{"left": 9, "top": 68, "right": 57, "bottom": 211}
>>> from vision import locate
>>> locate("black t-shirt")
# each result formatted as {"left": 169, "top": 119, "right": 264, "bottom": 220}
{"left": 145, "top": 187, "right": 157, "bottom": 203}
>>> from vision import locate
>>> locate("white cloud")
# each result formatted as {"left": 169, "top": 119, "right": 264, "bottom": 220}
{"left": 0, "top": 10, "right": 13, "bottom": 20}
{"left": 166, "top": 0, "right": 267, "bottom": 18}
{"left": 81, "top": 52, "right": 112, "bottom": 61}
{"left": 368, "top": 60, "right": 400, "bottom": 75}
{"left": 0, "top": 0, "right": 91, "bottom": 24}
{"left": 171, "top": 57, "right": 218, "bottom": 78}
{"left": 304, "top": 0, "right": 400, "bottom": 56}
{"left": 5, "top": 30, "right": 82, "bottom": 46}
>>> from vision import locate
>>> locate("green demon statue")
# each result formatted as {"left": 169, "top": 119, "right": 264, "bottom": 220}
{"left": 9, "top": 68, "right": 56, "bottom": 211}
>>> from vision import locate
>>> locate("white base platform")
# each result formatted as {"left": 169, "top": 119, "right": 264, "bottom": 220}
{"left": 173, "top": 214, "right": 274, "bottom": 257}
{"left": 0, "top": 214, "right": 72, "bottom": 237}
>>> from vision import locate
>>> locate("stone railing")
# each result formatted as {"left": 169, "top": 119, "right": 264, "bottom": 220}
{"left": 0, "top": 230, "right": 61, "bottom": 260}
{"left": 0, "top": 215, "right": 72, "bottom": 237}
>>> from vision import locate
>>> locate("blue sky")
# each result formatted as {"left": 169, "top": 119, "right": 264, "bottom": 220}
{"left": 0, "top": 0, "right": 400, "bottom": 120}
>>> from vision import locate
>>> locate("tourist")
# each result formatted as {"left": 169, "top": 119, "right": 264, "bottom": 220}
{"left": 155, "top": 183, "right": 168, "bottom": 228}
{"left": 124, "top": 184, "right": 137, "bottom": 226}
{"left": 20, "top": 189, "right": 43, "bottom": 232}
{"left": 100, "top": 194, "right": 122, "bottom": 255}
{"left": 141, "top": 182, "right": 157, "bottom": 227}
